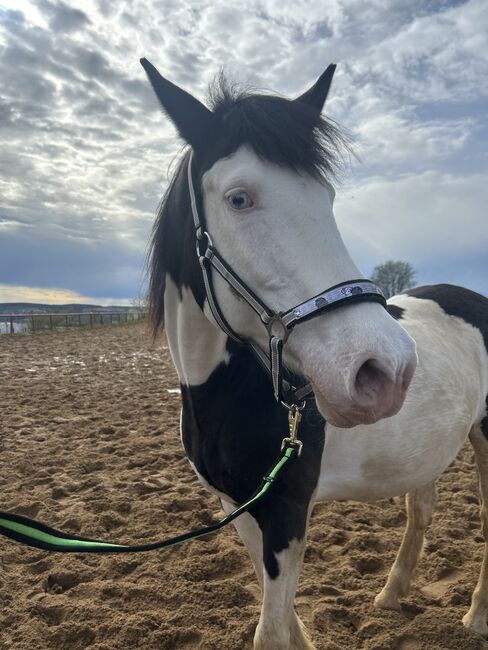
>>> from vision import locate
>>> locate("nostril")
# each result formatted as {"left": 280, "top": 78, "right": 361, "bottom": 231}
{"left": 354, "top": 358, "right": 391, "bottom": 404}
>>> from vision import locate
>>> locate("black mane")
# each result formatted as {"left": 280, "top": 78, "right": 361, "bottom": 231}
{"left": 148, "top": 74, "right": 349, "bottom": 334}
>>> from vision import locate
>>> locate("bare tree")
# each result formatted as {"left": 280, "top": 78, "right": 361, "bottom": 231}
{"left": 371, "top": 260, "right": 416, "bottom": 299}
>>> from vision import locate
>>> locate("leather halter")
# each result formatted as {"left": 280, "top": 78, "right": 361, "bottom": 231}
{"left": 188, "top": 152, "right": 387, "bottom": 407}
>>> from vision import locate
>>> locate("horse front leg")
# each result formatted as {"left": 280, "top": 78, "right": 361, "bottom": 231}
{"left": 255, "top": 534, "right": 313, "bottom": 650}
{"left": 463, "top": 422, "right": 488, "bottom": 637}
{"left": 255, "top": 500, "right": 315, "bottom": 650}
{"left": 374, "top": 480, "right": 437, "bottom": 610}
{"left": 222, "top": 497, "right": 314, "bottom": 649}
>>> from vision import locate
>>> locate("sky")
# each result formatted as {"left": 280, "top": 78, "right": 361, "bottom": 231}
{"left": 0, "top": 0, "right": 486, "bottom": 305}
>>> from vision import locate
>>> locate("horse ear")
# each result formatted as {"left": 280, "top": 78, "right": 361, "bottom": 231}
{"left": 140, "top": 58, "right": 216, "bottom": 150}
{"left": 295, "top": 64, "right": 337, "bottom": 113}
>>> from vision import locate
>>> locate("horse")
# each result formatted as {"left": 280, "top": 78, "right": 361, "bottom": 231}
{"left": 140, "top": 58, "right": 488, "bottom": 649}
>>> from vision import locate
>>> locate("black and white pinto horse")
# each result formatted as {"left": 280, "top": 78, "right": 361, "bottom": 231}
{"left": 141, "top": 59, "right": 488, "bottom": 648}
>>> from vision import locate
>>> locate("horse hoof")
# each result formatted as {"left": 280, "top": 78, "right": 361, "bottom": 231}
{"left": 374, "top": 591, "right": 401, "bottom": 611}
{"left": 462, "top": 612, "right": 488, "bottom": 638}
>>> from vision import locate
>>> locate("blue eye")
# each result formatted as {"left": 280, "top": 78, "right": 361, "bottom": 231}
{"left": 227, "top": 190, "right": 253, "bottom": 210}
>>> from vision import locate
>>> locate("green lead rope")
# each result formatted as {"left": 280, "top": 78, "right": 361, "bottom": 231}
{"left": 0, "top": 445, "right": 297, "bottom": 554}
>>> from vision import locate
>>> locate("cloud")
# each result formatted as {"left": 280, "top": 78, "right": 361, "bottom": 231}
{"left": 352, "top": 113, "right": 475, "bottom": 173}
{"left": 337, "top": 170, "right": 488, "bottom": 293}
{"left": 0, "top": 0, "right": 486, "bottom": 304}
{"left": 348, "top": 0, "right": 488, "bottom": 104}
{"left": 0, "top": 223, "right": 148, "bottom": 299}
{"left": 37, "top": 0, "right": 90, "bottom": 32}
{"left": 0, "top": 215, "right": 32, "bottom": 229}
{"left": 0, "top": 284, "right": 129, "bottom": 305}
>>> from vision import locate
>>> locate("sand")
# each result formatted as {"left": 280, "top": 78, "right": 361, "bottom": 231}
{"left": 1, "top": 322, "right": 487, "bottom": 650}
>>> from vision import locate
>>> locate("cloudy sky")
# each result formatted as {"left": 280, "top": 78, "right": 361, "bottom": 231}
{"left": 0, "top": 0, "right": 486, "bottom": 305}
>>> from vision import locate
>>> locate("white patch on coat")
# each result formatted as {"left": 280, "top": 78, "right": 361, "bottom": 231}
{"left": 254, "top": 538, "right": 309, "bottom": 650}
{"left": 164, "top": 275, "right": 229, "bottom": 386}
{"left": 221, "top": 499, "right": 264, "bottom": 586}
{"left": 317, "top": 294, "right": 488, "bottom": 502}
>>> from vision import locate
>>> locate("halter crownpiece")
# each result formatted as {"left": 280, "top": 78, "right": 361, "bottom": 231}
{"left": 187, "top": 151, "right": 387, "bottom": 408}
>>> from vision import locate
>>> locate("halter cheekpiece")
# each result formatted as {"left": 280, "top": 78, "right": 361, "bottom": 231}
{"left": 188, "top": 151, "right": 387, "bottom": 408}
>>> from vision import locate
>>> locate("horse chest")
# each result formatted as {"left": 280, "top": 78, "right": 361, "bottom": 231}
{"left": 316, "top": 297, "right": 488, "bottom": 503}
{"left": 179, "top": 378, "right": 325, "bottom": 510}
{"left": 317, "top": 367, "right": 482, "bottom": 502}
{"left": 317, "top": 421, "right": 468, "bottom": 502}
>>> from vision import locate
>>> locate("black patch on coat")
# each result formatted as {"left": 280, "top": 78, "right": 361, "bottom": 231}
{"left": 481, "top": 396, "right": 488, "bottom": 442}
{"left": 386, "top": 304, "right": 405, "bottom": 320}
{"left": 406, "top": 284, "right": 488, "bottom": 352}
{"left": 406, "top": 284, "right": 488, "bottom": 442}
{"left": 180, "top": 340, "right": 325, "bottom": 579}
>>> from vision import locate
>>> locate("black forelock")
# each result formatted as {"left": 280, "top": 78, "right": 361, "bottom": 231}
{"left": 148, "top": 73, "right": 350, "bottom": 336}
{"left": 204, "top": 72, "right": 349, "bottom": 181}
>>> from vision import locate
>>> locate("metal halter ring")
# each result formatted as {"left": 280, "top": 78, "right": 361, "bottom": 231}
{"left": 195, "top": 230, "right": 213, "bottom": 258}
{"left": 265, "top": 315, "right": 290, "bottom": 343}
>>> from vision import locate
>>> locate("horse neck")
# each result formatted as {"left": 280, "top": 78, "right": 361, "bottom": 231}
{"left": 163, "top": 275, "right": 267, "bottom": 415}
{"left": 160, "top": 162, "right": 274, "bottom": 424}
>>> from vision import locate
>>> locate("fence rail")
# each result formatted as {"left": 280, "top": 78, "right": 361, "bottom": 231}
{"left": 0, "top": 311, "right": 147, "bottom": 335}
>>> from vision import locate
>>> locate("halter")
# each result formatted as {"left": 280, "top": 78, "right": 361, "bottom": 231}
{"left": 188, "top": 152, "right": 387, "bottom": 408}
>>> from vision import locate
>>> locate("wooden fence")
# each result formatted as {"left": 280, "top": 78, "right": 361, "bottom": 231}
{"left": 1, "top": 311, "right": 147, "bottom": 335}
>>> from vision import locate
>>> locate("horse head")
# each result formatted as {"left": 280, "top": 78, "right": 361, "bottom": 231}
{"left": 142, "top": 58, "right": 417, "bottom": 428}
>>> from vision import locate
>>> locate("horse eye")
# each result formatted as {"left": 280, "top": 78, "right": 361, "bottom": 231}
{"left": 227, "top": 190, "right": 253, "bottom": 210}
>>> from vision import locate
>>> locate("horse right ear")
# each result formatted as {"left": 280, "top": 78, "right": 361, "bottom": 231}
{"left": 140, "top": 58, "right": 216, "bottom": 150}
{"left": 295, "top": 64, "right": 337, "bottom": 114}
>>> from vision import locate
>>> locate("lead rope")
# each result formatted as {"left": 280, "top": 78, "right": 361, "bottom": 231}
{"left": 0, "top": 409, "right": 304, "bottom": 554}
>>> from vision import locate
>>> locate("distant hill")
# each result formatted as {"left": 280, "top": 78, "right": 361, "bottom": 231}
{"left": 0, "top": 303, "right": 140, "bottom": 315}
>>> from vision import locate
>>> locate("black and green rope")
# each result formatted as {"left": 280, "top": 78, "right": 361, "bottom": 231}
{"left": 0, "top": 445, "right": 297, "bottom": 554}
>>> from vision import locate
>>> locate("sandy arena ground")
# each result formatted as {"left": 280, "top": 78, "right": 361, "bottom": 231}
{"left": 1, "top": 322, "right": 487, "bottom": 650}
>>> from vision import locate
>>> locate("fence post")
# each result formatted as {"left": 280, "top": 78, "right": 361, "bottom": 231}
{"left": 9, "top": 315, "right": 14, "bottom": 334}
{"left": 31, "top": 314, "right": 35, "bottom": 332}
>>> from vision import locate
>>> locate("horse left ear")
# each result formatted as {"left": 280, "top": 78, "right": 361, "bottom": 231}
{"left": 140, "top": 57, "right": 216, "bottom": 151}
{"left": 295, "top": 64, "right": 337, "bottom": 113}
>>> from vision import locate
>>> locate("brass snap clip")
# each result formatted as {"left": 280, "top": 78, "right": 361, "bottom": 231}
{"left": 281, "top": 403, "right": 304, "bottom": 456}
